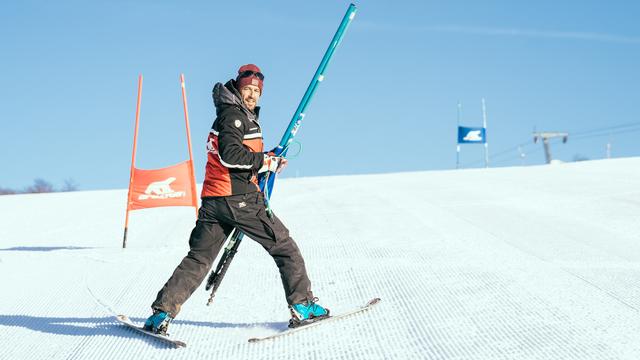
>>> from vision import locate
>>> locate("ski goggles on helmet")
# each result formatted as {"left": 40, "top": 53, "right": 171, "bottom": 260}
{"left": 238, "top": 70, "right": 264, "bottom": 81}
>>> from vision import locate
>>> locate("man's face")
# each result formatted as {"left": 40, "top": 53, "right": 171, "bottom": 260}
{"left": 240, "top": 84, "right": 261, "bottom": 111}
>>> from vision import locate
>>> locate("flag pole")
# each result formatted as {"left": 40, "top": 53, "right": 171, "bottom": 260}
{"left": 123, "top": 74, "right": 143, "bottom": 248}
{"left": 482, "top": 98, "right": 489, "bottom": 168}
{"left": 180, "top": 74, "right": 198, "bottom": 217}
{"left": 456, "top": 102, "right": 461, "bottom": 169}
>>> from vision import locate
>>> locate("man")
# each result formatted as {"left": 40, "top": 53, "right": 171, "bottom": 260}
{"left": 143, "top": 64, "right": 329, "bottom": 335}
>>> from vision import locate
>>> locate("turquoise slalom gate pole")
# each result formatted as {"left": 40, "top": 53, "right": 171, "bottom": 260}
{"left": 275, "top": 3, "right": 357, "bottom": 156}
{"left": 265, "top": 3, "right": 357, "bottom": 195}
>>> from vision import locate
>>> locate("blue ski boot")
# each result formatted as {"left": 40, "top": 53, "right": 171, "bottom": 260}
{"left": 143, "top": 309, "right": 173, "bottom": 335}
{"left": 288, "top": 297, "right": 330, "bottom": 328}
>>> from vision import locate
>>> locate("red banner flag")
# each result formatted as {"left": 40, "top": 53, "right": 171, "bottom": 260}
{"left": 128, "top": 161, "right": 197, "bottom": 210}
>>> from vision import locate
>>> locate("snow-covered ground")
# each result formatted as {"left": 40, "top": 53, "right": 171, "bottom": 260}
{"left": 1, "top": 158, "right": 640, "bottom": 359}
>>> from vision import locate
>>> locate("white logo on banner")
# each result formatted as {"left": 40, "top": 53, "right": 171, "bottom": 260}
{"left": 138, "top": 177, "right": 186, "bottom": 200}
{"left": 463, "top": 130, "right": 483, "bottom": 142}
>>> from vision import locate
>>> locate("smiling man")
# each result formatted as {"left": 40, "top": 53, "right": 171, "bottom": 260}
{"left": 143, "top": 64, "right": 329, "bottom": 335}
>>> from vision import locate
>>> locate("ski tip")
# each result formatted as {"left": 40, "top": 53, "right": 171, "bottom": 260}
{"left": 367, "top": 298, "right": 381, "bottom": 306}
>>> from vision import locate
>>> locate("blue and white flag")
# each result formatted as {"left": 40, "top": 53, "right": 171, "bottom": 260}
{"left": 457, "top": 126, "right": 486, "bottom": 144}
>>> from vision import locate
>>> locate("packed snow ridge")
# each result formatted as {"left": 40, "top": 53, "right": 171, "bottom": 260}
{"left": 1, "top": 157, "right": 640, "bottom": 359}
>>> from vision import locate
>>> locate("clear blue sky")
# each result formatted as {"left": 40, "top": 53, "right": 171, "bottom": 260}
{"left": 1, "top": 0, "right": 639, "bottom": 191}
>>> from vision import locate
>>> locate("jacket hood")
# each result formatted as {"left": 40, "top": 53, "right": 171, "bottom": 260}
{"left": 212, "top": 80, "right": 260, "bottom": 119}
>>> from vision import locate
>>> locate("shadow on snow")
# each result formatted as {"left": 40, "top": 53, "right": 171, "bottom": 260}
{"left": 0, "top": 246, "right": 97, "bottom": 252}
{"left": 0, "top": 315, "right": 288, "bottom": 348}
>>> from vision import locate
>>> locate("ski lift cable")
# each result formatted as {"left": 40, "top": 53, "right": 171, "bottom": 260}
{"left": 570, "top": 121, "right": 640, "bottom": 137}
{"left": 571, "top": 126, "right": 640, "bottom": 140}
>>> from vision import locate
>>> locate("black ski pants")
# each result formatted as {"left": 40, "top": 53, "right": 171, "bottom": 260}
{"left": 151, "top": 191, "right": 313, "bottom": 317}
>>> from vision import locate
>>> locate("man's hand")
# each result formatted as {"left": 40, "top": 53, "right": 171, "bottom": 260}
{"left": 259, "top": 154, "right": 288, "bottom": 174}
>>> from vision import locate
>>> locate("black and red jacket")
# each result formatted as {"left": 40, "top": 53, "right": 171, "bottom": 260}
{"left": 201, "top": 80, "right": 264, "bottom": 198}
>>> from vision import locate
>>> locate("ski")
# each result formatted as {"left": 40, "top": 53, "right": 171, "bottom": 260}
{"left": 116, "top": 314, "right": 187, "bottom": 348}
{"left": 248, "top": 297, "right": 380, "bottom": 343}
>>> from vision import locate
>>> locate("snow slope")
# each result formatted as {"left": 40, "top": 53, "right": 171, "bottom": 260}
{"left": 1, "top": 158, "right": 640, "bottom": 359}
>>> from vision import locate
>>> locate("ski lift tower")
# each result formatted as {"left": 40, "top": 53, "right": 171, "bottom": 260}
{"left": 533, "top": 131, "right": 568, "bottom": 164}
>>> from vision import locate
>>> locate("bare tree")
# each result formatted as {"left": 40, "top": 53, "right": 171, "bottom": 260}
{"left": 572, "top": 154, "right": 590, "bottom": 162}
{"left": 61, "top": 178, "right": 79, "bottom": 192}
{"left": 0, "top": 187, "right": 17, "bottom": 195}
{"left": 25, "top": 178, "right": 55, "bottom": 193}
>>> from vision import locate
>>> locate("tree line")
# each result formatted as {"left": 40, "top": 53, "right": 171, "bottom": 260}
{"left": 0, "top": 179, "right": 78, "bottom": 195}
